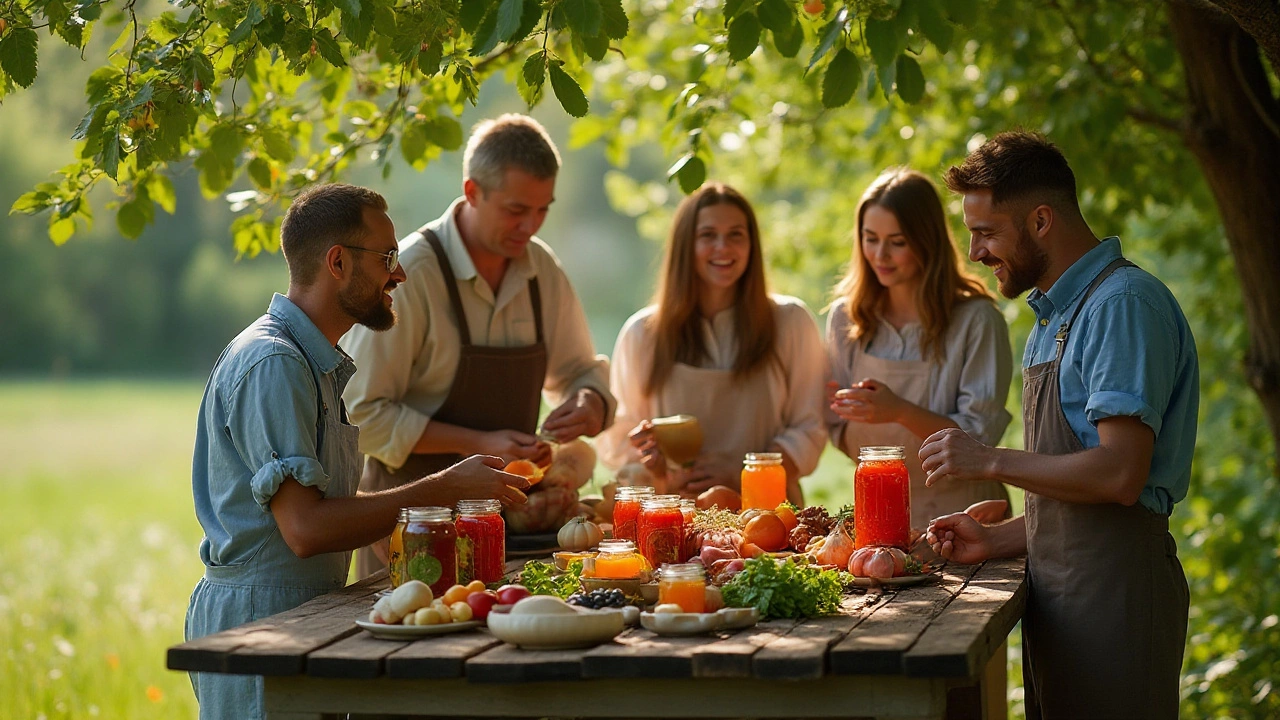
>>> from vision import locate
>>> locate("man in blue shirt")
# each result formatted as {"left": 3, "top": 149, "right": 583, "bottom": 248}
{"left": 921, "top": 132, "right": 1197, "bottom": 719}
{"left": 185, "top": 183, "right": 531, "bottom": 720}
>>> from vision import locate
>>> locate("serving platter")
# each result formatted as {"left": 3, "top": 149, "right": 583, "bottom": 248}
{"left": 354, "top": 618, "right": 482, "bottom": 640}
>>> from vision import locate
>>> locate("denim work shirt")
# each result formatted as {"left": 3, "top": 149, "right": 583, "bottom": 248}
{"left": 185, "top": 293, "right": 360, "bottom": 720}
{"left": 1024, "top": 237, "right": 1199, "bottom": 515}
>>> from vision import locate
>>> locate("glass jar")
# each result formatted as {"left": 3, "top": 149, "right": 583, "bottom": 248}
{"left": 613, "top": 485, "right": 655, "bottom": 543}
{"left": 455, "top": 499, "right": 505, "bottom": 585}
{"left": 592, "top": 539, "right": 648, "bottom": 579}
{"left": 740, "top": 452, "right": 786, "bottom": 510}
{"left": 679, "top": 498, "right": 697, "bottom": 525}
{"left": 637, "top": 495, "right": 684, "bottom": 567}
{"left": 658, "top": 562, "right": 706, "bottom": 613}
{"left": 854, "top": 446, "right": 911, "bottom": 550}
{"left": 389, "top": 506, "right": 457, "bottom": 595}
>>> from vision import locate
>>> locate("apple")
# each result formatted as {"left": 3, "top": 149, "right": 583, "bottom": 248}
{"left": 465, "top": 590, "right": 500, "bottom": 621}
{"left": 495, "top": 584, "right": 532, "bottom": 606}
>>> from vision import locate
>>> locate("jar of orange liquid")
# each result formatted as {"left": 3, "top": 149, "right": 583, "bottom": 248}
{"left": 613, "top": 486, "right": 654, "bottom": 543}
{"left": 637, "top": 495, "right": 684, "bottom": 567}
{"left": 854, "top": 446, "right": 911, "bottom": 550}
{"left": 679, "top": 498, "right": 696, "bottom": 525}
{"left": 592, "top": 539, "right": 648, "bottom": 579}
{"left": 740, "top": 452, "right": 786, "bottom": 510}
{"left": 658, "top": 563, "right": 706, "bottom": 613}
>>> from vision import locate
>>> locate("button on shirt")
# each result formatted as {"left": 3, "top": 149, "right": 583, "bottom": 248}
{"left": 1024, "top": 238, "right": 1199, "bottom": 514}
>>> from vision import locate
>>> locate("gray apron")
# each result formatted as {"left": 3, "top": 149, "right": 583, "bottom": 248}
{"left": 1021, "top": 258, "right": 1188, "bottom": 719}
{"left": 355, "top": 228, "right": 548, "bottom": 578}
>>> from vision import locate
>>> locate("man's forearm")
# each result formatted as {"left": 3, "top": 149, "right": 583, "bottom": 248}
{"left": 985, "top": 515, "right": 1029, "bottom": 558}
{"left": 412, "top": 420, "right": 481, "bottom": 456}
{"left": 988, "top": 444, "right": 1144, "bottom": 505}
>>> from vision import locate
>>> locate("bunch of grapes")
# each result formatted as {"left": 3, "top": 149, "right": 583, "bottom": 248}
{"left": 566, "top": 588, "right": 628, "bottom": 609}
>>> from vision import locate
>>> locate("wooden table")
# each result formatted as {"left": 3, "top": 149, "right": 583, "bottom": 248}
{"left": 167, "top": 557, "right": 1025, "bottom": 720}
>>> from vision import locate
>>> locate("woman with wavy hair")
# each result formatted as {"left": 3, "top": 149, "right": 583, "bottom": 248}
{"left": 598, "top": 183, "right": 826, "bottom": 506}
{"left": 828, "top": 168, "right": 1013, "bottom": 526}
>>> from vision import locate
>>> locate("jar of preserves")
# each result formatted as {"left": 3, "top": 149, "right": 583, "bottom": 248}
{"left": 854, "top": 446, "right": 910, "bottom": 550}
{"left": 389, "top": 506, "right": 457, "bottom": 595}
{"left": 741, "top": 452, "right": 786, "bottom": 510}
{"left": 679, "top": 498, "right": 696, "bottom": 525}
{"left": 455, "top": 499, "right": 505, "bottom": 585}
{"left": 637, "top": 495, "right": 683, "bottom": 568}
{"left": 613, "top": 485, "right": 655, "bottom": 543}
{"left": 591, "top": 539, "right": 648, "bottom": 579}
{"left": 658, "top": 562, "right": 706, "bottom": 613}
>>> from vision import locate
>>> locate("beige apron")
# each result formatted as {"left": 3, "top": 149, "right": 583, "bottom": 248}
{"left": 354, "top": 229, "right": 548, "bottom": 579}
{"left": 652, "top": 360, "right": 778, "bottom": 488}
{"left": 1022, "top": 258, "right": 1188, "bottom": 719}
{"left": 842, "top": 341, "right": 1008, "bottom": 528}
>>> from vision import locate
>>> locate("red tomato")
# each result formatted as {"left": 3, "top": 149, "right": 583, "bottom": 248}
{"left": 496, "top": 584, "right": 532, "bottom": 605}
{"left": 465, "top": 590, "right": 500, "bottom": 621}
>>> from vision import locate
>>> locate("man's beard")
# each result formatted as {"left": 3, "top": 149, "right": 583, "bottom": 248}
{"left": 339, "top": 264, "right": 397, "bottom": 331}
{"left": 996, "top": 225, "right": 1050, "bottom": 298}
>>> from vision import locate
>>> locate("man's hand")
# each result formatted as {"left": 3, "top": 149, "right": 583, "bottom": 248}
{"left": 474, "top": 429, "right": 547, "bottom": 465}
{"left": 542, "top": 388, "right": 606, "bottom": 442}
{"left": 627, "top": 419, "right": 668, "bottom": 476}
{"left": 925, "top": 512, "right": 994, "bottom": 564}
{"left": 964, "top": 499, "right": 1010, "bottom": 525}
{"left": 416, "top": 455, "right": 532, "bottom": 507}
{"left": 830, "top": 378, "right": 906, "bottom": 424}
{"left": 919, "top": 428, "right": 998, "bottom": 486}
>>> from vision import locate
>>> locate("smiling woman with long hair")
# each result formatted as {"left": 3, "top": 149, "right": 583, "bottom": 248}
{"left": 827, "top": 168, "right": 1013, "bottom": 526}
{"left": 597, "top": 183, "right": 826, "bottom": 506}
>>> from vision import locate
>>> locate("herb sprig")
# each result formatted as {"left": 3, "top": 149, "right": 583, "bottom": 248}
{"left": 721, "top": 557, "right": 847, "bottom": 619}
{"left": 518, "top": 559, "right": 583, "bottom": 600}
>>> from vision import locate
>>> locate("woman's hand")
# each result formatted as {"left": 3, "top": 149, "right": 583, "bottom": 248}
{"left": 829, "top": 378, "right": 907, "bottom": 424}
{"left": 672, "top": 453, "right": 739, "bottom": 495}
{"left": 627, "top": 420, "right": 667, "bottom": 476}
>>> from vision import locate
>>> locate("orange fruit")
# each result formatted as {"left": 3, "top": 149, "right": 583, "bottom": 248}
{"left": 774, "top": 504, "right": 798, "bottom": 532}
{"left": 744, "top": 513, "right": 788, "bottom": 552}
{"left": 504, "top": 459, "right": 544, "bottom": 486}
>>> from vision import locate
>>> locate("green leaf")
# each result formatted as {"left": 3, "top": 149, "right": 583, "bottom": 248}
{"left": 11, "top": 191, "right": 51, "bottom": 215}
{"left": 895, "top": 54, "right": 925, "bottom": 103}
{"left": 149, "top": 174, "right": 177, "bottom": 214}
{"left": 942, "top": 0, "right": 978, "bottom": 26}
{"left": 599, "top": 0, "right": 629, "bottom": 39}
{"left": 668, "top": 153, "right": 706, "bottom": 194}
{"left": 247, "top": 157, "right": 273, "bottom": 189}
{"left": 562, "top": 0, "right": 603, "bottom": 38}
{"left": 808, "top": 11, "right": 845, "bottom": 72}
{"left": 772, "top": 20, "right": 803, "bottom": 58}
{"left": 189, "top": 53, "right": 215, "bottom": 90}
{"left": 495, "top": 0, "right": 526, "bottom": 42}
{"left": 49, "top": 217, "right": 76, "bottom": 246}
{"left": 117, "top": 199, "right": 148, "bottom": 239}
{"left": 460, "top": 0, "right": 489, "bottom": 34}
{"left": 916, "top": 0, "right": 954, "bottom": 54}
{"left": 313, "top": 28, "right": 347, "bottom": 68}
{"left": 581, "top": 32, "right": 609, "bottom": 61}
{"left": 519, "top": 52, "right": 547, "bottom": 106}
{"left": 875, "top": 60, "right": 896, "bottom": 100}
{"left": 423, "top": 116, "right": 464, "bottom": 150}
{"left": 723, "top": 0, "right": 754, "bottom": 23}
{"left": 865, "top": 16, "right": 904, "bottom": 69}
{"left": 548, "top": 63, "right": 589, "bottom": 117}
{"left": 102, "top": 129, "right": 122, "bottom": 180}
{"left": 418, "top": 43, "right": 443, "bottom": 76}
{"left": 471, "top": 6, "right": 501, "bottom": 56}
{"left": 340, "top": 1, "right": 374, "bottom": 47}
{"left": 228, "top": 1, "right": 265, "bottom": 45}
{"left": 262, "top": 127, "right": 295, "bottom": 162}
{"left": 0, "top": 28, "right": 40, "bottom": 88}
{"left": 727, "top": 12, "right": 761, "bottom": 62}
{"left": 85, "top": 66, "right": 123, "bottom": 104}
{"left": 511, "top": 0, "right": 543, "bottom": 41}
{"left": 335, "top": 0, "right": 361, "bottom": 18}
{"left": 756, "top": 0, "right": 791, "bottom": 34}
{"left": 821, "top": 47, "right": 861, "bottom": 108}
{"left": 400, "top": 121, "right": 427, "bottom": 164}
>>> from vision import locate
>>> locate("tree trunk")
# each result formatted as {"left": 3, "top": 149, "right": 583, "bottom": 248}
{"left": 1167, "top": 0, "right": 1280, "bottom": 463}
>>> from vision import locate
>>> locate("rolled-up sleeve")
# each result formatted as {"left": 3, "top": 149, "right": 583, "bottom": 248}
{"left": 596, "top": 312, "right": 652, "bottom": 470}
{"left": 771, "top": 301, "right": 828, "bottom": 477}
{"left": 225, "top": 353, "right": 329, "bottom": 509}
{"left": 948, "top": 302, "right": 1013, "bottom": 446}
{"left": 343, "top": 263, "right": 433, "bottom": 468}
{"left": 1079, "top": 292, "right": 1175, "bottom": 435}
{"left": 541, "top": 255, "right": 616, "bottom": 430}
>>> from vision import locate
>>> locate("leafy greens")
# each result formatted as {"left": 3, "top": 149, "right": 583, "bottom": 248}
{"left": 721, "top": 557, "right": 847, "bottom": 619}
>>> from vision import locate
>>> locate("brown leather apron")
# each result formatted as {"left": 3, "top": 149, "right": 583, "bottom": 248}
{"left": 355, "top": 228, "right": 548, "bottom": 578}
{"left": 1021, "top": 258, "right": 1188, "bottom": 720}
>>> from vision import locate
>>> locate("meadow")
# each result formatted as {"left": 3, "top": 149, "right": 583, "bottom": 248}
{"left": 0, "top": 379, "right": 1019, "bottom": 718}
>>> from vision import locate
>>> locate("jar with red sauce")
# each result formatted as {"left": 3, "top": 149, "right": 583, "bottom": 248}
{"left": 390, "top": 506, "right": 457, "bottom": 596}
{"left": 637, "top": 495, "right": 683, "bottom": 567}
{"left": 613, "top": 485, "right": 655, "bottom": 543}
{"left": 853, "top": 446, "right": 911, "bottom": 550}
{"left": 455, "top": 499, "right": 505, "bottom": 585}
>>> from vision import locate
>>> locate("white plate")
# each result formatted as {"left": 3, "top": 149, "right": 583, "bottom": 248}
{"left": 486, "top": 607, "right": 625, "bottom": 649}
{"left": 848, "top": 573, "right": 935, "bottom": 588}
{"left": 355, "top": 618, "right": 481, "bottom": 640}
{"left": 640, "top": 611, "right": 722, "bottom": 636}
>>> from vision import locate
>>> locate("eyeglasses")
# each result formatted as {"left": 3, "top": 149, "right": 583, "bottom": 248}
{"left": 340, "top": 245, "right": 399, "bottom": 272}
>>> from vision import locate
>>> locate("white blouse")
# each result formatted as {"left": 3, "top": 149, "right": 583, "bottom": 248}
{"left": 598, "top": 295, "right": 828, "bottom": 476}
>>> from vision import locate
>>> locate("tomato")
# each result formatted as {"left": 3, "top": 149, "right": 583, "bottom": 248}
{"left": 465, "top": 590, "right": 499, "bottom": 621}
{"left": 744, "top": 513, "right": 789, "bottom": 552}
{"left": 496, "top": 584, "right": 532, "bottom": 605}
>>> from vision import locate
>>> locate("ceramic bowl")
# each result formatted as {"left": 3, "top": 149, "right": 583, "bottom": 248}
{"left": 486, "top": 606, "right": 625, "bottom": 650}
{"left": 580, "top": 575, "right": 646, "bottom": 597}
{"left": 638, "top": 581, "right": 659, "bottom": 605}
{"left": 640, "top": 610, "right": 722, "bottom": 636}
{"left": 716, "top": 606, "right": 761, "bottom": 630}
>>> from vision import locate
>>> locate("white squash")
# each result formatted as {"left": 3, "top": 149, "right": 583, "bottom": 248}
{"left": 557, "top": 517, "right": 604, "bottom": 551}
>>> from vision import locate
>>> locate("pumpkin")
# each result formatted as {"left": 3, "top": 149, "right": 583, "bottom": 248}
{"left": 557, "top": 517, "right": 604, "bottom": 551}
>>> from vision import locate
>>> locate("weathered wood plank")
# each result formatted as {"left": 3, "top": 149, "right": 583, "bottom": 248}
{"left": 579, "top": 628, "right": 710, "bottom": 679}
{"left": 828, "top": 563, "right": 981, "bottom": 676}
{"left": 167, "top": 573, "right": 387, "bottom": 674}
{"left": 306, "top": 631, "right": 407, "bottom": 679}
{"left": 465, "top": 640, "right": 593, "bottom": 683}
{"left": 689, "top": 618, "right": 801, "bottom": 678}
{"left": 751, "top": 594, "right": 880, "bottom": 680}
{"left": 386, "top": 631, "right": 505, "bottom": 679}
{"left": 903, "top": 558, "right": 1027, "bottom": 678}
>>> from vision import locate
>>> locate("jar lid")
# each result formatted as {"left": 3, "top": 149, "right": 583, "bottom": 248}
{"left": 640, "top": 495, "right": 681, "bottom": 510}
{"left": 616, "top": 485, "right": 656, "bottom": 500}
{"left": 744, "top": 452, "right": 783, "bottom": 465}
{"left": 597, "top": 539, "right": 637, "bottom": 553}
{"left": 858, "top": 445, "right": 905, "bottom": 460}
{"left": 659, "top": 562, "right": 706, "bottom": 581}
{"left": 399, "top": 506, "right": 453, "bottom": 522}
{"left": 456, "top": 499, "right": 501, "bottom": 514}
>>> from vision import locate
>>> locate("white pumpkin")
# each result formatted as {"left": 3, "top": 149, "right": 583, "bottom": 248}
{"left": 557, "top": 517, "right": 604, "bottom": 551}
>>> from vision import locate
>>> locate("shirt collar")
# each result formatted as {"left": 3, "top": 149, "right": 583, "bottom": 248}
{"left": 433, "top": 197, "right": 537, "bottom": 284}
{"left": 1027, "top": 236, "right": 1123, "bottom": 317}
{"left": 267, "top": 293, "right": 345, "bottom": 375}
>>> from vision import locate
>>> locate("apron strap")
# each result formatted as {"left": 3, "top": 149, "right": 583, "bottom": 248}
{"left": 1053, "top": 257, "right": 1137, "bottom": 361}
{"left": 422, "top": 228, "right": 474, "bottom": 348}
{"left": 528, "top": 277, "right": 544, "bottom": 344}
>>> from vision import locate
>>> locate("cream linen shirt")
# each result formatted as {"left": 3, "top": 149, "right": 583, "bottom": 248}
{"left": 341, "top": 198, "right": 615, "bottom": 469}
{"left": 597, "top": 295, "right": 828, "bottom": 476}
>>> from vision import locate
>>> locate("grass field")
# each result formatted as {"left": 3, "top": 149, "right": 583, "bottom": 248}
{"left": 0, "top": 379, "right": 1021, "bottom": 718}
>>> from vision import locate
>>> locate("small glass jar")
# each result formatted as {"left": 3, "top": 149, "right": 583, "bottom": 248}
{"left": 658, "top": 562, "right": 706, "bottom": 613}
{"left": 455, "top": 499, "right": 505, "bottom": 585}
{"left": 390, "top": 506, "right": 457, "bottom": 595}
{"left": 613, "top": 485, "right": 655, "bottom": 543}
{"left": 592, "top": 539, "right": 648, "bottom": 579}
{"left": 679, "top": 498, "right": 697, "bottom": 524}
{"left": 741, "top": 452, "right": 786, "bottom": 510}
{"left": 637, "top": 495, "right": 684, "bottom": 567}
{"left": 854, "top": 446, "right": 910, "bottom": 550}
